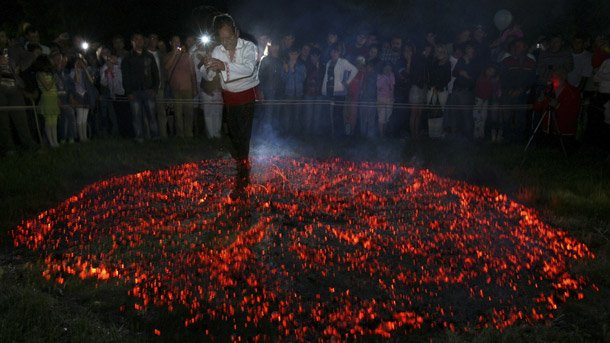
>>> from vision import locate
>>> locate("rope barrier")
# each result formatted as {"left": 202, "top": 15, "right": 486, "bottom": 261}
{"left": 7, "top": 96, "right": 608, "bottom": 112}
{"left": 0, "top": 99, "right": 536, "bottom": 111}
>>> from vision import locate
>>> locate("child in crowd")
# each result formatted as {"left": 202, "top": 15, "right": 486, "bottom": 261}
{"left": 35, "top": 55, "right": 61, "bottom": 147}
{"left": 474, "top": 64, "right": 500, "bottom": 141}
{"left": 71, "top": 56, "right": 96, "bottom": 142}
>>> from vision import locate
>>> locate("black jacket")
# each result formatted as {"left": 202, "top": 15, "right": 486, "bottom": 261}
{"left": 121, "top": 50, "right": 159, "bottom": 95}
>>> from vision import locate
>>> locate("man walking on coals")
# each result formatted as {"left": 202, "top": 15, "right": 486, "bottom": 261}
{"left": 202, "top": 14, "right": 259, "bottom": 200}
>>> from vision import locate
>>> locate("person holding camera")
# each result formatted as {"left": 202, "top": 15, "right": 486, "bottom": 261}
{"left": 533, "top": 69, "right": 581, "bottom": 136}
{"left": 70, "top": 55, "right": 97, "bottom": 142}
{"left": 164, "top": 35, "right": 197, "bottom": 138}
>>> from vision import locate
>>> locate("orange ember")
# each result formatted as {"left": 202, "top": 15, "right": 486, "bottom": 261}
{"left": 11, "top": 157, "right": 594, "bottom": 340}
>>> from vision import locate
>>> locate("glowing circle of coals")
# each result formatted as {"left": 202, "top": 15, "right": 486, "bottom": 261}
{"left": 12, "top": 157, "right": 595, "bottom": 341}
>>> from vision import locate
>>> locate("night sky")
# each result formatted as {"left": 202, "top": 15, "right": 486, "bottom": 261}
{"left": 2, "top": 0, "right": 609, "bottom": 44}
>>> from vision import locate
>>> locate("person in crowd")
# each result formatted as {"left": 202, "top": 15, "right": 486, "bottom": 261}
{"left": 567, "top": 34, "right": 593, "bottom": 91}
{"left": 446, "top": 43, "right": 479, "bottom": 139}
{"left": 202, "top": 14, "right": 259, "bottom": 199}
{"left": 367, "top": 44, "right": 381, "bottom": 72}
{"left": 447, "top": 43, "right": 463, "bottom": 95}
{"left": 0, "top": 35, "right": 35, "bottom": 155}
{"left": 256, "top": 34, "right": 271, "bottom": 63}
{"left": 157, "top": 40, "right": 168, "bottom": 55}
{"left": 19, "top": 43, "right": 43, "bottom": 104}
{"left": 377, "top": 62, "right": 395, "bottom": 138}
{"left": 279, "top": 32, "right": 296, "bottom": 61}
{"left": 591, "top": 34, "right": 609, "bottom": 70}
{"left": 491, "top": 22, "right": 524, "bottom": 62}
{"left": 0, "top": 29, "right": 9, "bottom": 53}
{"left": 257, "top": 40, "right": 284, "bottom": 132}
{"left": 533, "top": 69, "right": 581, "bottom": 136}
{"left": 567, "top": 34, "right": 593, "bottom": 140}
{"left": 299, "top": 43, "right": 311, "bottom": 65}
{"left": 473, "top": 64, "right": 500, "bottom": 140}
{"left": 472, "top": 25, "right": 491, "bottom": 68}
{"left": 70, "top": 55, "right": 98, "bottom": 142}
{"left": 390, "top": 44, "right": 415, "bottom": 137}
{"left": 366, "top": 33, "right": 378, "bottom": 48}
{"left": 592, "top": 54, "right": 610, "bottom": 145}
{"left": 354, "top": 59, "right": 377, "bottom": 139}
{"left": 281, "top": 46, "right": 307, "bottom": 134}
{"left": 584, "top": 34, "right": 608, "bottom": 130}
{"left": 407, "top": 43, "right": 427, "bottom": 140}
{"left": 50, "top": 51, "right": 77, "bottom": 143}
{"left": 345, "top": 32, "right": 369, "bottom": 65}
{"left": 381, "top": 36, "right": 402, "bottom": 66}
{"left": 112, "top": 35, "right": 128, "bottom": 60}
{"left": 185, "top": 35, "right": 197, "bottom": 53}
{"left": 449, "top": 28, "right": 472, "bottom": 57}
{"left": 321, "top": 30, "right": 343, "bottom": 65}
{"left": 321, "top": 43, "right": 358, "bottom": 136}
{"left": 500, "top": 39, "right": 537, "bottom": 142}
{"left": 122, "top": 33, "right": 160, "bottom": 142}
{"left": 53, "top": 32, "right": 72, "bottom": 55}
{"left": 186, "top": 36, "right": 207, "bottom": 136}
{"left": 18, "top": 43, "right": 43, "bottom": 140}
{"left": 197, "top": 42, "right": 223, "bottom": 139}
{"left": 345, "top": 56, "right": 366, "bottom": 136}
{"left": 422, "top": 32, "right": 439, "bottom": 60}
{"left": 425, "top": 44, "right": 452, "bottom": 136}
{"left": 165, "top": 35, "right": 197, "bottom": 138}
{"left": 147, "top": 33, "right": 169, "bottom": 138}
{"left": 536, "top": 35, "right": 574, "bottom": 87}
{"left": 35, "top": 55, "right": 60, "bottom": 147}
{"left": 99, "top": 48, "right": 123, "bottom": 138}
{"left": 303, "top": 47, "right": 325, "bottom": 135}
{"left": 426, "top": 45, "right": 452, "bottom": 112}
{"left": 24, "top": 26, "right": 50, "bottom": 55}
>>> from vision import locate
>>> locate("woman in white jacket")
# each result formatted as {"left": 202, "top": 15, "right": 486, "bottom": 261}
{"left": 322, "top": 44, "right": 358, "bottom": 136}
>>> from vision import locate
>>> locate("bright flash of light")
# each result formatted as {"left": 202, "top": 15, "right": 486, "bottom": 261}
{"left": 81, "top": 41, "right": 89, "bottom": 51}
{"left": 11, "top": 157, "right": 596, "bottom": 341}
{"left": 200, "top": 34, "right": 211, "bottom": 45}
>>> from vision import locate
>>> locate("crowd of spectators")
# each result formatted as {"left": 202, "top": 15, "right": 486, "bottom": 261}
{"left": 1, "top": 18, "right": 610, "bottom": 156}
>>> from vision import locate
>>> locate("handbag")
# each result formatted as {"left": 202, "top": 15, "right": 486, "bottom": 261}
{"left": 426, "top": 89, "right": 444, "bottom": 138}
{"left": 425, "top": 89, "right": 444, "bottom": 119}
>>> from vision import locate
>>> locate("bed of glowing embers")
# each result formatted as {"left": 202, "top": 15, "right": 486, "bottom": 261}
{"left": 12, "top": 157, "right": 596, "bottom": 341}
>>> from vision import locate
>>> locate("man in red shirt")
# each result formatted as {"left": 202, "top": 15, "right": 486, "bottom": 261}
{"left": 534, "top": 70, "right": 581, "bottom": 136}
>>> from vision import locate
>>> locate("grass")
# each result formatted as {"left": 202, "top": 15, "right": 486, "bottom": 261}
{"left": 0, "top": 135, "right": 609, "bottom": 342}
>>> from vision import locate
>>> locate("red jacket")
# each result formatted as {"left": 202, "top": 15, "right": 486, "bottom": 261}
{"left": 533, "top": 84, "right": 581, "bottom": 135}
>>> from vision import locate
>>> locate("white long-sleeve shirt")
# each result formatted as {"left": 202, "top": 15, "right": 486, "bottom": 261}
{"left": 100, "top": 63, "right": 125, "bottom": 97}
{"left": 594, "top": 58, "right": 610, "bottom": 94}
{"left": 321, "top": 58, "right": 358, "bottom": 96}
{"left": 202, "top": 38, "right": 259, "bottom": 92}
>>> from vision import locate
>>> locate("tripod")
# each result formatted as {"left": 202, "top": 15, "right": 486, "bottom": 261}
{"left": 523, "top": 106, "right": 567, "bottom": 160}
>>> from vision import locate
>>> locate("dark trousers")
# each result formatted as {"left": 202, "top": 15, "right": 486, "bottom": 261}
{"left": 129, "top": 90, "right": 157, "bottom": 139}
{"left": 225, "top": 101, "right": 255, "bottom": 188}
{"left": 0, "top": 86, "right": 34, "bottom": 151}
{"left": 329, "top": 95, "right": 346, "bottom": 137}
{"left": 446, "top": 89, "right": 474, "bottom": 139}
